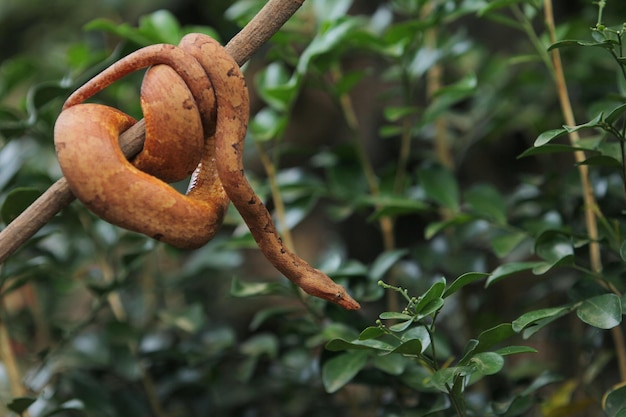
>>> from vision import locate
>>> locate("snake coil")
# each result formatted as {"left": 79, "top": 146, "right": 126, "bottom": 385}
{"left": 54, "top": 34, "right": 360, "bottom": 310}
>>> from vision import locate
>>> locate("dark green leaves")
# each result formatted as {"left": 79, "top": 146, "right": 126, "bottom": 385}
{"left": 322, "top": 351, "right": 368, "bottom": 393}
{"left": 418, "top": 165, "right": 460, "bottom": 212}
{"left": 1, "top": 187, "right": 40, "bottom": 224}
{"left": 576, "top": 294, "right": 622, "bottom": 329}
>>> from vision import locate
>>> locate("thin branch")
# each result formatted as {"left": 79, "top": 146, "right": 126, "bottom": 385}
{"left": 543, "top": 0, "right": 626, "bottom": 382}
{"left": 0, "top": 0, "right": 306, "bottom": 264}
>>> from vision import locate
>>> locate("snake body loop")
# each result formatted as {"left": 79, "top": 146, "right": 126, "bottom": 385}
{"left": 54, "top": 34, "right": 360, "bottom": 310}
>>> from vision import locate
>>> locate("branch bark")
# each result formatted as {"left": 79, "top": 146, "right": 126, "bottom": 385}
{"left": 0, "top": 0, "right": 305, "bottom": 263}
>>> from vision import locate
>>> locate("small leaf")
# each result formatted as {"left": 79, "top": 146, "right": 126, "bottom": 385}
{"left": 369, "top": 249, "right": 409, "bottom": 281}
{"left": 385, "top": 339, "right": 423, "bottom": 355}
{"left": 512, "top": 305, "right": 573, "bottom": 336}
{"left": 548, "top": 39, "right": 619, "bottom": 51}
{"left": 576, "top": 294, "right": 622, "bottom": 329}
{"left": 620, "top": 240, "right": 626, "bottom": 262}
{"left": 325, "top": 338, "right": 395, "bottom": 352}
{"left": 138, "top": 9, "right": 181, "bottom": 44}
{"left": 424, "top": 213, "right": 474, "bottom": 239}
{"left": 495, "top": 345, "right": 538, "bottom": 356}
{"left": 486, "top": 261, "right": 545, "bottom": 287}
{"left": 491, "top": 229, "right": 528, "bottom": 258}
{"left": 443, "top": 272, "right": 488, "bottom": 298}
{"left": 322, "top": 351, "right": 369, "bottom": 393}
{"left": 470, "top": 352, "right": 504, "bottom": 375}
{"left": 534, "top": 231, "right": 574, "bottom": 267}
{"left": 417, "top": 165, "right": 460, "bottom": 211}
{"left": 383, "top": 105, "right": 420, "bottom": 122}
{"left": 230, "top": 277, "right": 286, "bottom": 298}
{"left": 401, "top": 326, "right": 431, "bottom": 353}
{"left": 372, "top": 354, "right": 407, "bottom": 375}
{"left": 464, "top": 184, "right": 507, "bottom": 225}
{"left": 475, "top": 323, "right": 515, "bottom": 353}
{"left": 603, "top": 382, "right": 626, "bottom": 417}
{"left": 380, "top": 312, "right": 413, "bottom": 321}
{"left": 1, "top": 187, "right": 40, "bottom": 224}
{"left": 519, "top": 144, "right": 597, "bottom": 158}
{"left": 577, "top": 155, "right": 622, "bottom": 168}
{"left": 7, "top": 397, "right": 36, "bottom": 414}
{"left": 158, "top": 303, "right": 206, "bottom": 333}
{"left": 249, "top": 108, "right": 288, "bottom": 142}
{"left": 389, "top": 319, "right": 415, "bottom": 332}
{"left": 562, "top": 112, "right": 604, "bottom": 133}
{"left": 414, "top": 277, "right": 446, "bottom": 316}
{"left": 534, "top": 128, "right": 567, "bottom": 146}
{"left": 358, "top": 326, "right": 386, "bottom": 340}
{"left": 605, "top": 102, "right": 626, "bottom": 124}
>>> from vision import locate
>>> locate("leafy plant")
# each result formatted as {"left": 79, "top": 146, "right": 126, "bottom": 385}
{"left": 2, "top": 0, "right": 626, "bottom": 416}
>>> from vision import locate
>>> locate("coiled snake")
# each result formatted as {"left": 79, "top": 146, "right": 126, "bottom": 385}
{"left": 54, "top": 34, "right": 360, "bottom": 310}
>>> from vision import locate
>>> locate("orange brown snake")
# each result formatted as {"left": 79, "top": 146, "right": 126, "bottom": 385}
{"left": 54, "top": 34, "right": 360, "bottom": 310}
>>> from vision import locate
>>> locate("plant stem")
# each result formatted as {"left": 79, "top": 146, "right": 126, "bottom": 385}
{"left": 255, "top": 142, "right": 296, "bottom": 252}
{"left": 423, "top": 2, "right": 454, "bottom": 171}
{"left": 542, "top": 0, "right": 626, "bottom": 382}
{"left": 0, "top": 299, "right": 28, "bottom": 409}
{"left": 332, "top": 68, "right": 398, "bottom": 312}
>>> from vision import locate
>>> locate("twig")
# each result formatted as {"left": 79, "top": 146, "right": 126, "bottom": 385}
{"left": 0, "top": 0, "right": 306, "bottom": 264}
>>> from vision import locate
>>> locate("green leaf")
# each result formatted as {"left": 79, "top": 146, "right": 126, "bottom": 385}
{"left": 576, "top": 294, "right": 622, "bottom": 329}
{"left": 470, "top": 352, "right": 504, "bottom": 375}
{"left": 417, "top": 165, "right": 460, "bottom": 211}
{"left": 7, "top": 397, "right": 36, "bottom": 414}
{"left": 389, "top": 319, "right": 415, "bottom": 332}
{"left": 249, "top": 107, "right": 288, "bottom": 142}
{"left": 534, "top": 231, "right": 574, "bottom": 268}
{"left": 158, "top": 303, "right": 206, "bottom": 333}
{"left": 380, "top": 311, "right": 413, "bottom": 321}
{"left": 358, "top": 326, "right": 386, "bottom": 340}
{"left": 1, "top": 187, "right": 40, "bottom": 224}
{"left": 605, "top": 102, "right": 626, "bottom": 124}
{"left": 138, "top": 9, "right": 181, "bottom": 44}
{"left": 562, "top": 112, "right": 604, "bottom": 134}
{"left": 491, "top": 229, "right": 528, "bottom": 258}
{"left": 240, "top": 333, "right": 279, "bottom": 358}
{"left": 384, "top": 339, "right": 423, "bottom": 355}
{"left": 548, "top": 39, "right": 619, "bottom": 51}
{"left": 443, "top": 272, "right": 489, "bottom": 298}
{"left": 620, "top": 240, "right": 626, "bottom": 262}
{"left": 297, "top": 18, "right": 361, "bottom": 75}
{"left": 383, "top": 105, "right": 420, "bottom": 122}
{"left": 369, "top": 249, "right": 409, "bottom": 281}
{"left": 475, "top": 323, "right": 515, "bottom": 353}
{"left": 424, "top": 213, "right": 474, "bottom": 239}
{"left": 372, "top": 354, "right": 407, "bottom": 375}
{"left": 534, "top": 128, "right": 568, "bottom": 146}
{"left": 325, "top": 338, "right": 396, "bottom": 352}
{"left": 512, "top": 305, "right": 573, "bottom": 337}
{"left": 401, "top": 326, "right": 431, "bottom": 353}
{"left": 464, "top": 184, "right": 507, "bottom": 225}
{"left": 414, "top": 277, "right": 446, "bottom": 315}
{"left": 322, "top": 351, "right": 369, "bottom": 393}
{"left": 604, "top": 383, "right": 626, "bottom": 417}
{"left": 230, "top": 277, "right": 286, "bottom": 298}
{"left": 519, "top": 144, "right": 597, "bottom": 158}
{"left": 495, "top": 345, "right": 538, "bottom": 356}
{"left": 577, "top": 155, "right": 622, "bottom": 168}
{"left": 255, "top": 62, "right": 297, "bottom": 112}
{"left": 486, "top": 261, "right": 545, "bottom": 287}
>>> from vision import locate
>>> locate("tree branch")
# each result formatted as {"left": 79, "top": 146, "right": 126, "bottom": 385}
{"left": 0, "top": 0, "right": 305, "bottom": 263}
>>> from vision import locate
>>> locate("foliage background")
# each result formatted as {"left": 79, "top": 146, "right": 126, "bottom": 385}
{"left": 1, "top": 0, "right": 626, "bottom": 416}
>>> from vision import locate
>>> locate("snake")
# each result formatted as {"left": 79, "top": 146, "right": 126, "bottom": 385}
{"left": 54, "top": 33, "right": 360, "bottom": 310}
